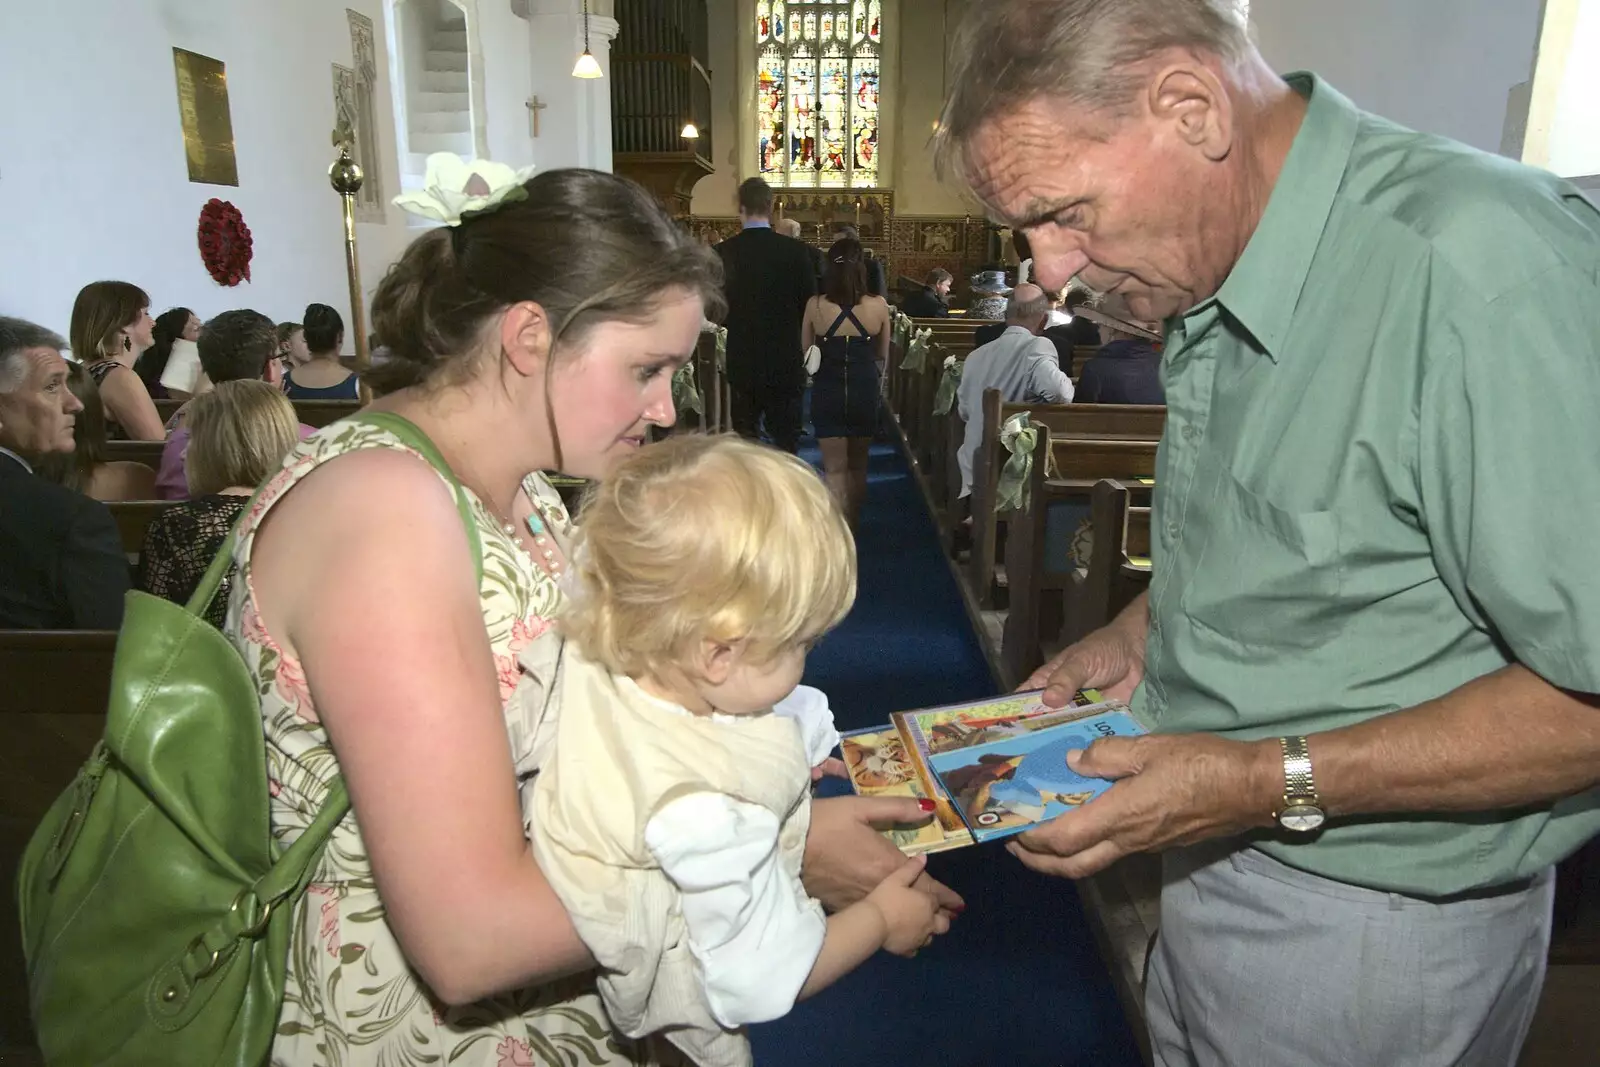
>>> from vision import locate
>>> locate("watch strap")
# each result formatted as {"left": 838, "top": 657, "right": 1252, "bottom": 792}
{"left": 1279, "top": 735, "right": 1317, "bottom": 803}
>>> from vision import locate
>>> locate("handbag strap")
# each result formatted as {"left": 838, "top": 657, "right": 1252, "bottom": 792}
{"left": 222, "top": 410, "right": 487, "bottom": 908}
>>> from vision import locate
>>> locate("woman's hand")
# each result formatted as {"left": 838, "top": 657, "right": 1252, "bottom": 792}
{"left": 802, "top": 796, "right": 964, "bottom": 917}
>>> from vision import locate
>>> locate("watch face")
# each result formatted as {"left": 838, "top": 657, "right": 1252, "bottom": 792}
{"left": 1279, "top": 804, "right": 1325, "bottom": 833}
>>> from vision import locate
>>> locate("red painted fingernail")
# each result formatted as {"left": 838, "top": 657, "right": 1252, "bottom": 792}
{"left": 917, "top": 799, "right": 937, "bottom": 812}
{"left": 952, "top": 905, "right": 966, "bottom": 915}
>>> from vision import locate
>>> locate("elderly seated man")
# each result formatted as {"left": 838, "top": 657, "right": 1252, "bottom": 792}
{"left": 954, "top": 282, "right": 1075, "bottom": 500}
{"left": 0, "top": 315, "right": 129, "bottom": 628}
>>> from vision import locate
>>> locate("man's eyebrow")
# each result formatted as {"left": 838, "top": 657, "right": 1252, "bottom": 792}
{"left": 1010, "top": 196, "right": 1083, "bottom": 231}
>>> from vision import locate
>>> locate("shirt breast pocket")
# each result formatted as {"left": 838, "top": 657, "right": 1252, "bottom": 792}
{"left": 1179, "top": 451, "right": 1343, "bottom": 650}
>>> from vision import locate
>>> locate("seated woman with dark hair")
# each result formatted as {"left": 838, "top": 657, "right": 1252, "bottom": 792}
{"left": 34, "top": 362, "right": 156, "bottom": 501}
{"left": 136, "top": 379, "right": 299, "bottom": 627}
{"left": 283, "top": 303, "right": 360, "bottom": 400}
{"left": 132, "top": 307, "right": 200, "bottom": 401}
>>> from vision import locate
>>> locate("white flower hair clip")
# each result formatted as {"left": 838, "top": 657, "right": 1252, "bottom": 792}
{"left": 391, "top": 153, "right": 536, "bottom": 226}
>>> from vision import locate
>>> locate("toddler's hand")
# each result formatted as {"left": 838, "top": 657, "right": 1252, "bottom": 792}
{"left": 865, "top": 855, "right": 942, "bottom": 957}
{"left": 810, "top": 757, "right": 848, "bottom": 782}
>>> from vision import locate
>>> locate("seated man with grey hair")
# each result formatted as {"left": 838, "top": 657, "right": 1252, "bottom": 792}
{"left": 954, "top": 282, "right": 1074, "bottom": 499}
{"left": 937, "top": 0, "right": 1600, "bottom": 1063}
{"left": 0, "top": 315, "right": 129, "bottom": 628}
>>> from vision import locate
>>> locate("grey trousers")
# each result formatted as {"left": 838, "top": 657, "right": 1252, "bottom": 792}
{"left": 1145, "top": 842, "right": 1554, "bottom": 1067}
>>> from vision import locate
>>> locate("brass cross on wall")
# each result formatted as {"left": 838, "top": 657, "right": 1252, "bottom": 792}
{"left": 526, "top": 96, "right": 548, "bottom": 138}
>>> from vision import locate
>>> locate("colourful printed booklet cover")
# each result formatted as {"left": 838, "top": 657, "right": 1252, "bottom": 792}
{"left": 927, "top": 704, "right": 1144, "bottom": 843}
{"left": 840, "top": 689, "right": 1143, "bottom": 852}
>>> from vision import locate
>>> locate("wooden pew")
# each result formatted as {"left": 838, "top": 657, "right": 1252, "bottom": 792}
{"left": 1073, "top": 479, "right": 1154, "bottom": 643}
{"left": 154, "top": 398, "right": 363, "bottom": 429}
{"left": 0, "top": 629, "right": 116, "bottom": 1060}
{"left": 968, "top": 390, "right": 1165, "bottom": 608}
{"left": 104, "top": 440, "right": 165, "bottom": 472}
{"left": 108, "top": 499, "right": 180, "bottom": 561}
{"left": 999, "top": 436, "right": 1157, "bottom": 688}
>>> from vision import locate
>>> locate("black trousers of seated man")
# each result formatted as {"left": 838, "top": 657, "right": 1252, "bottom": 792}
{"left": 730, "top": 381, "right": 804, "bottom": 454}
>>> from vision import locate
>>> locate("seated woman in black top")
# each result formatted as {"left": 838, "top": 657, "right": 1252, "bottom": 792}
{"left": 282, "top": 303, "right": 360, "bottom": 400}
{"left": 801, "top": 238, "right": 891, "bottom": 528}
{"left": 136, "top": 379, "right": 299, "bottom": 627}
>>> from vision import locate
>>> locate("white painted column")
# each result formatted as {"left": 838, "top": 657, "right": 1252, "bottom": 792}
{"left": 524, "top": 0, "right": 619, "bottom": 172}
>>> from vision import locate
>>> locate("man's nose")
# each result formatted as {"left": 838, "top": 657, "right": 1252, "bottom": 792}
{"left": 63, "top": 390, "right": 84, "bottom": 415}
{"left": 1026, "top": 236, "right": 1090, "bottom": 293}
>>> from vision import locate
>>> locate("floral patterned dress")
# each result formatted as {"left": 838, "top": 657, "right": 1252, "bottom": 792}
{"left": 226, "top": 419, "right": 670, "bottom": 1067}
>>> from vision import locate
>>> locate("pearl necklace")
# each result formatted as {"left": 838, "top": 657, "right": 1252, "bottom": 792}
{"left": 505, "top": 510, "right": 565, "bottom": 579}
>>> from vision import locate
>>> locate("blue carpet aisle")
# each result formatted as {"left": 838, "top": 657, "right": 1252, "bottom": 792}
{"left": 746, "top": 416, "right": 1143, "bottom": 1067}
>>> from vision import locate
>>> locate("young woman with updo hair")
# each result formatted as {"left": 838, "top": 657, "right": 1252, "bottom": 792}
{"left": 68, "top": 280, "right": 165, "bottom": 440}
{"left": 225, "top": 168, "right": 960, "bottom": 1065}
{"left": 282, "top": 302, "right": 359, "bottom": 399}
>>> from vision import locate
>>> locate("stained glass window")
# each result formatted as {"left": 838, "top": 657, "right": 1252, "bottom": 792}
{"left": 754, "top": 1, "right": 884, "bottom": 188}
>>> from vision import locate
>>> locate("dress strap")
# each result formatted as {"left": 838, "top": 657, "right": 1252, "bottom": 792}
{"left": 821, "top": 307, "right": 854, "bottom": 340}
{"left": 842, "top": 308, "right": 870, "bottom": 338}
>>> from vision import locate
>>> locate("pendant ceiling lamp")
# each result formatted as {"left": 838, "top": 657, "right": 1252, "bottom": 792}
{"left": 572, "top": 0, "right": 603, "bottom": 79}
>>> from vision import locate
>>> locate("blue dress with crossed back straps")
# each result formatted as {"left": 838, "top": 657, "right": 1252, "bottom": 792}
{"left": 809, "top": 305, "right": 880, "bottom": 439}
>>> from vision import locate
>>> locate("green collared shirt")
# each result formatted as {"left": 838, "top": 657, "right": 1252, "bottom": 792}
{"left": 1135, "top": 73, "right": 1600, "bottom": 896}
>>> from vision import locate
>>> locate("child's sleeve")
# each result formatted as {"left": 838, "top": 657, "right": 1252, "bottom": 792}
{"left": 644, "top": 792, "right": 825, "bottom": 1028}
{"left": 772, "top": 685, "right": 840, "bottom": 767}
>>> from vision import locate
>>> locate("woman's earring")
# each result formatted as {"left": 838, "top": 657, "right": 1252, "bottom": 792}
{"left": 122, "top": 335, "right": 133, "bottom": 352}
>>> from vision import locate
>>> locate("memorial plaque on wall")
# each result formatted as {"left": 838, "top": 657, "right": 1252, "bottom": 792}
{"left": 173, "top": 48, "right": 239, "bottom": 187}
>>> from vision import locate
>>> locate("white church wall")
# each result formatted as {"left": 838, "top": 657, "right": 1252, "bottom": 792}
{"left": 1250, "top": 0, "right": 1544, "bottom": 155}
{"left": 690, "top": 0, "right": 741, "bottom": 217}
{"left": 1524, "top": 0, "right": 1600, "bottom": 179}
{"left": 0, "top": 0, "right": 422, "bottom": 345}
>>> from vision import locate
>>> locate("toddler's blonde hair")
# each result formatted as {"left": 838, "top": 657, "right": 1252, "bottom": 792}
{"left": 563, "top": 434, "right": 857, "bottom": 678}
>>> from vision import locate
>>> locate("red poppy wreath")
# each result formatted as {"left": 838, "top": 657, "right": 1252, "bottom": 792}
{"left": 197, "top": 198, "right": 253, "bottom": 286}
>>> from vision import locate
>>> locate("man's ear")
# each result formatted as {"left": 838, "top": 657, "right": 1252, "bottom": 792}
{"left": 501, "top": 301, "right": 555, "bottom": 380}
{"left": 697, "top": 638, "right": 739, "bottom": 686}
{"left": 1147, "top": 54, "right": 1233, "bottom": 163}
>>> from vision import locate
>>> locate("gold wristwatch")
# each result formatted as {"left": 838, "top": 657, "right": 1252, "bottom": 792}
{"left": 1274, "top": 736, "right": 1325, "bottom": 832}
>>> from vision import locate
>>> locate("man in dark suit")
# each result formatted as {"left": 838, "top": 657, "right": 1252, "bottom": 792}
{"left": 900, "top": 269, "right": 952, "bottom": 318}
{"left": 0, "top": 316, "right": 128, "bottom": 628}
{"left": 716, "top": 177, "right": 818, "bottom": 453}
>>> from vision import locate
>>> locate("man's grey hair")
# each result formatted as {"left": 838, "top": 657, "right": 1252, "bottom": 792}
{"left": 934, "top": 0, "right": 1251, "bottom": 186}
{"left": 1005, "top": 285, "right": 1051, "bottom": 326}
{"left": 0, "top": 316, "right": 67, "bottom": 394}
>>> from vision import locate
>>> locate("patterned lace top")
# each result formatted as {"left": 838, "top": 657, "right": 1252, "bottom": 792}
{"left": 224, "top": 418, "right": 676, "bottom": 1067}
{"left": 84, "top": 360, "right": 131, "bottom": 440}
{"left": 134, "top": 494, "right": 247, "bottom": 629}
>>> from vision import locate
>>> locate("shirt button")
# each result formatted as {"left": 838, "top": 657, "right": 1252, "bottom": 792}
{"left": 1166, "top": 521, "right": 1180, "bottom": 538}
{"left": 1182, "top": 425, "right": 1197, "bottom": 439}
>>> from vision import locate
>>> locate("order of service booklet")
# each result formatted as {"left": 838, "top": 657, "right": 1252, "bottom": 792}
{"left": 839, "top": 689, "right": 1146, "bottom": 851}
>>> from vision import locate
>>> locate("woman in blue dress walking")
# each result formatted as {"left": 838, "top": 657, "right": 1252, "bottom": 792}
{"left": 801, "top": 237, "right": 890, "bottom": 528}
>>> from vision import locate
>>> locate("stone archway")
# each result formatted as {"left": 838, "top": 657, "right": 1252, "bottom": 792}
{"left": 385, "top": 0, "right": 491, "bottom": 188}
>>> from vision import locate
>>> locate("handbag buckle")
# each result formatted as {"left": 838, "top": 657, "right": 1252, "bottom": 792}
{"left": 230, "top": 886, "right": 278, "bottom": 939}
{"left": 186, "top": 934, "right": 226, "bottom": 981}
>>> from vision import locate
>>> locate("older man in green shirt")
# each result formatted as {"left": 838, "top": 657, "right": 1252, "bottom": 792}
{"left": 937, "top": 1, "right": 1600, "bottom": 1064}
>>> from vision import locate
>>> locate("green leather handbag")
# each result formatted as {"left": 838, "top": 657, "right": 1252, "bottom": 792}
{"left": 16, "top": 412, "right": 481, "bottom": 1065}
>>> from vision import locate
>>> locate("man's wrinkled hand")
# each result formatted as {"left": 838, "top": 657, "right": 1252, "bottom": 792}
{"left": 1007, "top": 733, "right": 1279, "bottom": 879}
{"left": 1021, "top": 608, "right": 1148, "bottom": 708}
